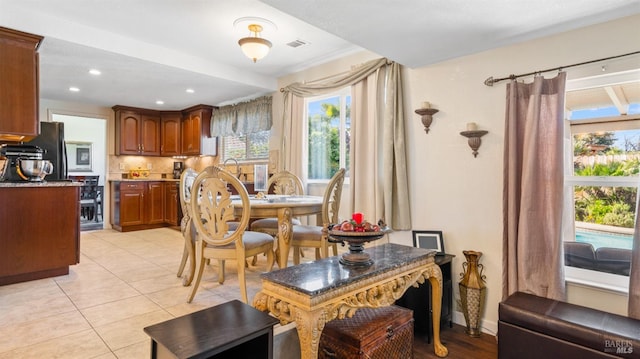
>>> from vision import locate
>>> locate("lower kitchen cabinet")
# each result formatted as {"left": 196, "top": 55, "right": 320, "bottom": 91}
{"left": 111, "top": 180, "right": 180, "bottom": 232}
{"left": 164, "top": 182, "right": 179, "bottom": 226}
{"left": 0, "top": 184, "right": 80, "bottom": 285}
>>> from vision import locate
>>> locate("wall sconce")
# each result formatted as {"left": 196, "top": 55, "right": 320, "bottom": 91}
{"left": 460, "top": 122, "right": 488, "bottom": 157}
{"left": 415, "top": 102, "right": 439, "bottom": 134}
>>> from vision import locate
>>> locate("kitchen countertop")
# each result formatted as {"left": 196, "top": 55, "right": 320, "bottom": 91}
{"left": 0, "top": 181, "right": 82, "bottom": 188}
{"left": 109, "top": 178, "right": 179, "bottom": 182}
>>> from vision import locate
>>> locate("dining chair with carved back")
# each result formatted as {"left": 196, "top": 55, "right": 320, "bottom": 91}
{"left": 290, "top": 168, "right": 345, "bottom": 265}
{"left": 176, "top": 168, "right": 198, "bottom": 285}
{"left": 187, "top": 166, "right": 275, "bottom": 304}
{"left": 250, "top": 170, "right": 305, "bottom": 235}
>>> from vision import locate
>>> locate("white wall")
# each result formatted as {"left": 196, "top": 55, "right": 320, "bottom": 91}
{"left": 273, "top": 14, "right": 640, "bottom": 334}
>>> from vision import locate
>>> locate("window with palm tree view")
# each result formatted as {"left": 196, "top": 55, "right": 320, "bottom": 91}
{"left": 306, "top": 90, "right": 351, "bottom": 181}
{"left": 565, "top": 74, "right": 640, "bottom": 281}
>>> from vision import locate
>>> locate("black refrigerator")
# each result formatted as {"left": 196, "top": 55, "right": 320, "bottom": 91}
{"left": 26, "top": 121, "right": 68, "bottom": 180}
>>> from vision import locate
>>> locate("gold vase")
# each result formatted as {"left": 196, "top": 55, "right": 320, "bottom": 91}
{"left": 458, "top": 250, "right": 486, "bottom": 337}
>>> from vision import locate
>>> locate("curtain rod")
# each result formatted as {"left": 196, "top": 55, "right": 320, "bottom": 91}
{"left": 483, "top": 50, "right": 640, "bottom": 86}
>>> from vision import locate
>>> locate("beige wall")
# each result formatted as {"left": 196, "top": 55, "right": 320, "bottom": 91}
{"left": 272, "top": 14, "right": 640, "bottom": 333}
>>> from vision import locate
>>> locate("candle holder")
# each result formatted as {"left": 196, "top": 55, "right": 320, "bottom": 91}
{"left": 460, "top": 130, "right": 489, "bottom": 157}
{"left": 415, "top": 108, "right": 439, "bottom": 134}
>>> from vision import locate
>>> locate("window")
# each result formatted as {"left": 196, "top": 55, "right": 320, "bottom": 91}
{"left": 305, "top": 89, "right": 351, "bottom": 180}
{"left": 222, "top": 130, "right": 270, "bottom": 161}
{"left": 564, "top": 72, "right": 640, "bottom": 291}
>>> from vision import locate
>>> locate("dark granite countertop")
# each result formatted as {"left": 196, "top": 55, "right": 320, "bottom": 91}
{"left": 109, "top": 178, "right": 179, "bottom": 182}
{"left": 261, "top": 243, "right": 436, "bottom": 296}
{"left": 0, "top": 181, "right": 81, "bottom": 188}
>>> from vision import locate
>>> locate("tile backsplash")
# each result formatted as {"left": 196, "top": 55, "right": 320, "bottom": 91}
{"left": 108, "top": 155, "right": 264, "bottom": 181}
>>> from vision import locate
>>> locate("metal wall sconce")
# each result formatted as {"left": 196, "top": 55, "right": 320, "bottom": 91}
{"left": 415, "top": 102, "right": 439, "bottom": 134}
{"left": 460, "top": 123, "right": 488, "bottom": 157}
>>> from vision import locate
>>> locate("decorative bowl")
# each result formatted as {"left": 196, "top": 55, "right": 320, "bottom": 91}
{"left": 328, "top": 228, "right": 389, "bottom": 266}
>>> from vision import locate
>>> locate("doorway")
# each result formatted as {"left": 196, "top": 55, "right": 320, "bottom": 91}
{"left": 51, "top": 113, "right": 107, "bottom": 231}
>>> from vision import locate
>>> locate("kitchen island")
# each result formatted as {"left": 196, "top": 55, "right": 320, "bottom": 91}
{"left": 0, "top": 181, "right": 81, "bottom": 285}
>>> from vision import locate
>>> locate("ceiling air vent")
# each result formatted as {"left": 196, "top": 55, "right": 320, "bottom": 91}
{"left": 286, "top": 39, "right": 308, "bottom": 48}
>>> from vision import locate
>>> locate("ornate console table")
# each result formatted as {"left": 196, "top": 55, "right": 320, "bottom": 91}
{"left": 253, "top": 243, "right": 449, "bottom": 359}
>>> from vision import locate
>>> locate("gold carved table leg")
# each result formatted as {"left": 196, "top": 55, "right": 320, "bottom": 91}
{"left": 427, "top": 266, "right": 449, "bottom": 357}
{"left": 276, "top": 207, "right": 293, "bottom": 268}
{"left": 293, "top": 307, "right": 327, "bottom": 359}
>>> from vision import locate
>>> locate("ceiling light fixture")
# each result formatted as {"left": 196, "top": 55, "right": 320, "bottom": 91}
{"left": 69, "top": 87, "right": 80, "bottom": 92}
{"left": 89, "top": 69, "right": 101, "bottom": 75}
{"left": 156, "top": 100, "right": 164, "bottom": 105}
{"left": 186, "top": 88, "right": 195, "bottom": 93}
{"left": 238, "top": 24, "right": 272, "bottom": 63}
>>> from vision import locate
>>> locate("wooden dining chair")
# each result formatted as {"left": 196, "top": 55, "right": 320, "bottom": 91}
{"left": 187, "top": 166, "right": 275, "bottom": 304}
{"left": 79, "top": 184, "right": 102, "bottom": 222}
{"left": 290, "top": 168, "right": 345, "bottom": 265}
{"left": 250, "top": 170, "right": 305, "bottom": 236}
{"left": 176, "top": 168, "right": 198, "bottom": 285}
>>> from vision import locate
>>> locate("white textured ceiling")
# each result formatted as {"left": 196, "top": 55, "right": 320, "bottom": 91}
{"left": 1, "top": 0, "right": 639, "bottom": 110}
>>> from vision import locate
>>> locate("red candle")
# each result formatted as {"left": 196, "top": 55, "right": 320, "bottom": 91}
{"left": 352, "top": 212, "right": 363, "bottom": 225}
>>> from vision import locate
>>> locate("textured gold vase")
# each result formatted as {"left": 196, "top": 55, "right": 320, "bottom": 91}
{"left": 459, "top": 250, "right": 486, "bottom": 337}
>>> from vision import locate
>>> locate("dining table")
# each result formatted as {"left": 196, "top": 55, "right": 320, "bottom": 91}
{"left": 231, "top": 194, "right": 324, "bottom": 268}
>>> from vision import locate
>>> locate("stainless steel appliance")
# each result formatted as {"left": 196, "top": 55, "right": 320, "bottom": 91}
{"left": 26, "top": 122, "right": 68, "bottom": 180}
{"left": 0, "top": 144, "right": 53, "bottom": 181}
{"left": 173, "top": 161, "right": 184, "bottom": 179}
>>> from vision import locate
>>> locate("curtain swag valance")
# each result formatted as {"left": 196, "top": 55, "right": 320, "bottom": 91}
{"left": 211, "top": 96, "right": 272, "bottom": 136}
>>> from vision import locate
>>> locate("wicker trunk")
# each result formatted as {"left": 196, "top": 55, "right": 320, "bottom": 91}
{"left": 319, "top": 305, "right": 414, "bottom": 359}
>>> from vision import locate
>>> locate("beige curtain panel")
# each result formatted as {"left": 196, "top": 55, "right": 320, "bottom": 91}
{"left": 281, "top": 57, "right": 411, "bottom": 230}
{"left": 502, "top": 72, "right": 567, "bottom": 301}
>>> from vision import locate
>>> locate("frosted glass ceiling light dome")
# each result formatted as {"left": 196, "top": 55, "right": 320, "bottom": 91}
{"left": 238, "top": 24, "right": 272, "bottom": 63}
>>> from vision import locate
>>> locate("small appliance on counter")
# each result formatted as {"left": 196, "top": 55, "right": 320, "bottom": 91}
{"left": 173, "top": 161, "right": 184, "bottom": 179}
{"left": 0, "top": 144, "right": 53, "bottom": 182}
{"left": 26, "top": 121, "right": 68, "bottom": 181}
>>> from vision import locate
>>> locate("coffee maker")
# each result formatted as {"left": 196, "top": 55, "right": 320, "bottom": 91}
{"left": 173, "top": 161, "right": 184, "bottom": 179}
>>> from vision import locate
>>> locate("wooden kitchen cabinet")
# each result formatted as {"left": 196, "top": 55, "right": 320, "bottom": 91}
{"left": 0, "top": 27, "right": 43, "bottom": 142}
{"left": 164, "top": 182, "right": 179, "bottom": 226}
{"left": 111, "top": 180, "right": 180, "bottom": 232}
{"left": 160, "top": 112, "right": 181, "bottom": 156}
{"left": 0, "top": 185, "right": 80, "bottom": 285}
{"left": 113, "top": 106, "right": 161, "bottom": 156}
{"left": 147, "top": 181, "right": 165, "bottom": 224}
{"left": 181, "top": 105, "right": 216, "bottom": 156}
{"left": 117, "top": 182, "right": 145, "bottom": 227}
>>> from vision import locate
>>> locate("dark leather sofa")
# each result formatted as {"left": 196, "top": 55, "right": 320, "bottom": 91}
{"left": 564, "top": 241, "right": 631, "bottom": 276}
{"left": 498, "top": 292, "right": 640, "bottom": 358}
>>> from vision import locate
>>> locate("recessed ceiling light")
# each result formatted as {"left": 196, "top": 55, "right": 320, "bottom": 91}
{"left": 89, "top": 69, "right": 101, "bottom": 75}
{"left": 156, "top": 100, "right": 164, "bottom": 105}
{"left": 69, "top": 87, "right": 80, "bottom": 92}
{"left": 186, "top": 88, "right": 195, "bottom": 93}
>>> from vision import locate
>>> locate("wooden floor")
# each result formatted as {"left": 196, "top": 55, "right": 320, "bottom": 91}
{"left": 413, "top": 324, "right": 498, "bottom": 358}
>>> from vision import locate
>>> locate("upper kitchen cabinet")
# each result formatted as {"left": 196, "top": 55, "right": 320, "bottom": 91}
{"left": 113, "top": 106, "right": 161, "bottom": 156}
{"left": 181, "top": 105, "right": 217, "bottom": 156}
{"left": 0, "top": 27, "right": 43, "bottom": 142}
{"left": 160, "top": 111, "right": 181, "bottom": 156}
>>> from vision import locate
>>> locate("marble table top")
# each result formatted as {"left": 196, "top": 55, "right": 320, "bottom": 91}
{"left": 260, "top": 243, "right": 436, "bottom": 296}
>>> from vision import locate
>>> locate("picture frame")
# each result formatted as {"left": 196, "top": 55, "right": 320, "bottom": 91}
{"left": 66, "top": 141, "right": 92, "bottom": 172}
{"left": 412, "top": 230, "right": 445, "bottom": 255}
{"left": 76, "top": 147, "right": 90, "bottom": 165}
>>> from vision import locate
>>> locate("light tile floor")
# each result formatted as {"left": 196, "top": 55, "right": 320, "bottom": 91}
{"left": 0, "top": 228, "right": 288, "bottom": 359}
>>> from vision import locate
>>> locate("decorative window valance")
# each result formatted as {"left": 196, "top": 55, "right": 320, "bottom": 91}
{"left": 211, "top": 96, "right": 272, "bottom": 136}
